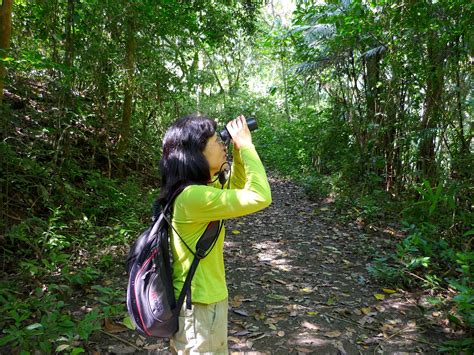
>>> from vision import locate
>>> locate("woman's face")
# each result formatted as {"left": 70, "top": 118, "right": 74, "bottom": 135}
{"left": 203, "top": 133, "right": 227, "bottom": 178}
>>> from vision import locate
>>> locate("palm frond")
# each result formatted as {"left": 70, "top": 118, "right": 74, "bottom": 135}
{"left": 361, "top": 45, "right": 387, "bottom": 59}
{"left": 304, "top": 24, "right": 336, "bottom": 46}
{"left": 291, "top": 57, "right": 335, "bottom": 75}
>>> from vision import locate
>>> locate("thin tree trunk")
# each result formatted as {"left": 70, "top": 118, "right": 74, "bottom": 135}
{"left": 417, "top": 33, "right": 446, "bottom": 182}
{"left": 364, "top": 54, "right": 379, "bottom": 125}
{"left": 64, "top": 0, "right": 75, "bottom": 68}
{"left": 0, "top": 0, "right": 13, "bottom": 105}
{"left": 280, "top": 46, "right": 290, "bottom": 121}
{"left": 0, "top": 0, "right": 12, "bottom": 233}
{"left": 117, "top": 9, "right": 137, "bottom": 158}
{"left": 64, "top": 0, "right": 75, "bottom": 104}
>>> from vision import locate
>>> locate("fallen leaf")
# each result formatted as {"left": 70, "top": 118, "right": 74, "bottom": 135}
{"left": 324, "top": 330, "right": 341, "bottom": 338}
{"left": 233, "top": 309, "right": 249, "bottom": 317}
{"left": 253, "top": 309, "right": 265, "bottom": 320}
{"left": 361, "top": 307, "right": 371, "bottom": 315}
{"left": 267, "top": 293, "right": 287, "bottom": 301}
{"left": 277, "top": 331, "right": 285, "bottom": 337}
{"left": 302, "top": 320, "right": 319, "bottom": 330}
{"left": 382, "top": 288, "right": 396, "bottom": 294}
{"left": 234, "top": 330, "right": 251, "bottom": 336}
{"left": 374, "top": 293, "right": 385, "bottom": 300}
{"left": 135, "top": 336, "right": 146, "bottom": 347}
{"left": 231, "top": 230, "right": 241, "bottom": 235}
{"left": 359, "top": 315, "right": 376, "bottom": 326}
{"left": 230, "top": 295, "right": 243, "bottom": 308}
{"left": 264, "top": 318, "right": 278, "bottom": 325}
{"left": 248, "top": 330, "right": 264, "bottom": 338}
{"left": 104, "top": 318, "right": 127, "bottom": 333}
{"left": 300, "top": 287, "right": 313, "bottom": 294}
{"left": 268, "top": 324, "right": 276, "bottom": 330}
{"left": 375, "top": 305, "right": 385, "bottom": 312}
{"left": 143, "top": 344, "right": 162, "bottom": 350}
{"left": 335, "top": 308, "right": 351, "bottom": 316}
{"left": 306, "top": 311, "right": 318, "bottom": 316}
{"left": 381, "top": 322, "right": 394, "bottom": 335}
{"left": 363, "top": 336, "right": 382, "bottom": 345}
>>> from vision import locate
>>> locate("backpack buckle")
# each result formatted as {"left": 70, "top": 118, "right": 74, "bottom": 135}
{"left": 195, "top": 248, "right": 206, "bottom": 259}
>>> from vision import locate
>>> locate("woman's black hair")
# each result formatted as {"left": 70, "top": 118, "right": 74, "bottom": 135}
{"left": 155, "top": 114, "right": 217, "bottom": 212}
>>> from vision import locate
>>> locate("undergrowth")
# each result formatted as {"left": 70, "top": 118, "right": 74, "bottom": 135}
{"left": 1, "top": 83, "right": 159, "bottom": 353}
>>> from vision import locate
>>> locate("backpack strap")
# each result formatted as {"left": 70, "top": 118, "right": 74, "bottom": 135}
{"left": 174, "top": 220, "right": 222, "bottom": 313}
{"left": 164, "top": 184, "right": 223, "bottom": 313}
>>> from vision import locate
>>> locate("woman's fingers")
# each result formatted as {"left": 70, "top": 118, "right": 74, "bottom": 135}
{"left": 226, "top": 115, "right": 252, "bottom": 150}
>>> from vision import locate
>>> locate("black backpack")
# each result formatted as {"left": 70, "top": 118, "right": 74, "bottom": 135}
{"left": 126, "top": 188, "right": 221, "bottom": 337}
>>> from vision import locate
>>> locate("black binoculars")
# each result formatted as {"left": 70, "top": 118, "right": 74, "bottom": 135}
{"left": 219, "top": 117, "right": 258, "bottom": 145}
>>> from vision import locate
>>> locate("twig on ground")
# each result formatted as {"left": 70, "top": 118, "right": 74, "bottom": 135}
{"left": 99, "top": 329, "right": 141, "bottom": 351}
{"left": 401, "top": 270, "right": 450, "bottom": 292}
{"left": 325, "top": 313, "right": 379, "bottom": 332}
{"left": 373, "top": 327, "right": 437, "bottom": 354}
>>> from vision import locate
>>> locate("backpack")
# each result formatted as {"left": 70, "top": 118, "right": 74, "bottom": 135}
{"left": 126, "top": 188, "right": 221, "bottom": 338}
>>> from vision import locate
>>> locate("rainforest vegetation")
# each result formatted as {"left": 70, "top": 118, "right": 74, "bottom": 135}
{"left": 0, "top": 0, "right": 472, "bottom": 353}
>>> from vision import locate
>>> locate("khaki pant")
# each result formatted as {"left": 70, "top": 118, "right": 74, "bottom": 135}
{"left": 170, "top": 298, "right": 228, "bottom": 355}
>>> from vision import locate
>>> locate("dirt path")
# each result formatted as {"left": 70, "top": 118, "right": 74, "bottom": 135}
{"left": 96, "top": 175, "right": 462, "bottom": 354}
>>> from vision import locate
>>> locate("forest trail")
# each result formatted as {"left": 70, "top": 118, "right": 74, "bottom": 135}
{"left": 97, "top": 175, "right": 457, "bottom": 354}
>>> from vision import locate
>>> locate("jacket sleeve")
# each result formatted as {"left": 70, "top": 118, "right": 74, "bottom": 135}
{"left": 174, "top": 145, "right": 271, "bottom": 223}
{"left": 229, "top": 147, "right": 246, "bottom": 189}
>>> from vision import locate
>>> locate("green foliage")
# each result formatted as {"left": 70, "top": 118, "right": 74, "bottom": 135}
{"left": 449, "top": 249, "right": 474, "bottom": 328}
{"left": 0, "top": 283, "right": 101, "bottom": 353}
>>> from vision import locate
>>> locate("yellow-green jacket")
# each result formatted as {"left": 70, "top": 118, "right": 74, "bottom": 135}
{"left": 171, "top": 144, "right": 271, "bottom": 304}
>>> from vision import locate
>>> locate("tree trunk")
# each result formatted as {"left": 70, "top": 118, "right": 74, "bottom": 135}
{"left": 64, "top": 0, "right": 75, "bottom": 101}
{"left": 0, "top": 0, "right": 13, "bottom": 105}
{"left": 417, "top": 33, "right": 446, "bottom": 182}
{"left": 64, "top": 0, "right": 75, "bottom": 68}
{"left": 364, "top": 52, "right": 382, "bottom": 177}
{"left": 364, "top": 53, "right": 379, "bottom": 125}
{"left": 117, "top": 9, "right": 137, "bottom": 158}
{"left": 280, "top": 45, "right": 290, "bottom": 121}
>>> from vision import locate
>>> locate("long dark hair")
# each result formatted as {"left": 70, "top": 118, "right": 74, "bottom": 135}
{"left": 155, "top": 114, "right": 217, "bottom": 211}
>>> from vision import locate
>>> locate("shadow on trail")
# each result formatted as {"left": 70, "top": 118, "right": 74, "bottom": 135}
{"left": 224, "top": 175, "right": 456, "bottom": 354}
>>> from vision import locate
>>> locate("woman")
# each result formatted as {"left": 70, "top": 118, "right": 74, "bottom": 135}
{"left": 157, "top": 114, "right": 271, "bottom": 354}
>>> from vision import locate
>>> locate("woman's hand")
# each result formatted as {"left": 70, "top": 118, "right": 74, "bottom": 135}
{"left": 226, "top": 115, "right": 252, "bottom": 150}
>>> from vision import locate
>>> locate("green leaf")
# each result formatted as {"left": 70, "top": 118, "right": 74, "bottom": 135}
{"left": 56, "top": 344, "right": 71, "bottom": 352}
{"left": 447, "top": 313, "right": 462, "bottom": 326}
{"left": 122, "top": 316, "right": 136, "bottom": 330}
{"left": 463, "top": 229, "right": 474, "bottom": 237}
{"left": 26, "top": 323, "right": 43, "bottom": 331}
{"left": 0, "top": 334, "right": 17, "bottom": 346}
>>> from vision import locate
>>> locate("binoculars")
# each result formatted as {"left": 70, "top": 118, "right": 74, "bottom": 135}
{"left": 219, "top": 117, "right": 258, "bottom": 145}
